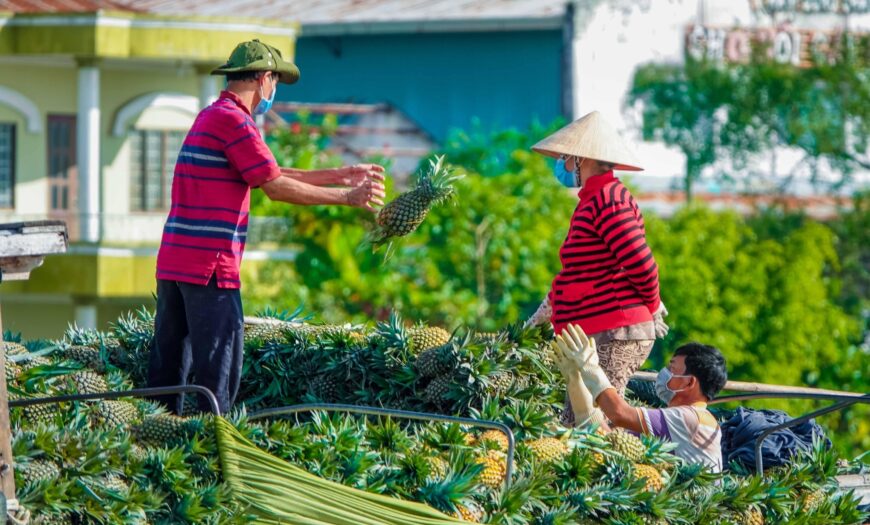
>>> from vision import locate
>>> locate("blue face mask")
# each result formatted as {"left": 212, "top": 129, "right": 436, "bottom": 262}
{"left": 655, "top": 368, "right": 692, "bottom": 405}
{"left": 554, "top": 157, "right": 579, "bottom": 188}
{"left": 253, "top": 75, "right": 277, "bottom": 116}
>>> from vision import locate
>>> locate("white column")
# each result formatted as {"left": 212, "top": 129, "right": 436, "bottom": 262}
{"left": 199, "top": 73, "right": 219, "bottom": 109}
{"left": 74, "top": 303, "right": 98, "bottom": 330}
{"left": 77, "top": 63, "right": 101, "bottom": 243}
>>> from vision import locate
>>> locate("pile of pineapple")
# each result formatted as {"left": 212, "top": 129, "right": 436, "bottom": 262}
{"left": 3, "top": 307, "right": 867, "bottom": 524}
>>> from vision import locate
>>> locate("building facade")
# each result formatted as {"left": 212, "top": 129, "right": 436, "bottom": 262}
{"left": 0, "top": 5, "right": 297, "bottom": 337}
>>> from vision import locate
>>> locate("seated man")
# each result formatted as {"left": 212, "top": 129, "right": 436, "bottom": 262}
{"left": 553, "top": 324, "right": 726, "bottom": 472}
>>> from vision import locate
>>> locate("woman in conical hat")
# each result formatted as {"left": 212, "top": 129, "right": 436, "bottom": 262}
{"left": 526, "top": 111, "right": 668, "bottom": 429}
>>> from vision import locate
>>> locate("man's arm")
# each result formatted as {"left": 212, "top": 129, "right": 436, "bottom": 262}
{"left": 280, "top": 164, "right": 385, "bottom": 187}
{"left": 260, "top": 175, "right": 382, "bottom": 211}
{"left": 595, "top": 389, "right": 644, "bottom": 434}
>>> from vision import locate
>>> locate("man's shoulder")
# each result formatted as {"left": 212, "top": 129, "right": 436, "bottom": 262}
{"left": 197, "top": 99, "right": 254, "bottom": 129}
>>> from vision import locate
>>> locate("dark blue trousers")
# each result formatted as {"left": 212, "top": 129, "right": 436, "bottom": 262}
{"left": 149, "top": 276, "right": 244, "bottom": 414}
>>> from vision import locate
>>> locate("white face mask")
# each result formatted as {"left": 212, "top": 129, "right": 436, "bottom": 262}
{"left": 655, "top": 368, "right": 693, "bottom": 405}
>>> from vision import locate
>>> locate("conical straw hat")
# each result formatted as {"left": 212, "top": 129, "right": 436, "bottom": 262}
{"left": 532, "top": 111, "right": 644, "bottom": 171}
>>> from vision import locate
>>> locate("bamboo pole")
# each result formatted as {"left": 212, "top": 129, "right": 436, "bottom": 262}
{"left": 632, "top": 370, "right": 867, "bottom": 398}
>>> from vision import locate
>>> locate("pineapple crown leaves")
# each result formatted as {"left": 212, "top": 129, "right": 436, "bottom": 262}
{"left": 415, "top": 467, "right": 481, "bottom": 515}
{"left": 365, "top": 416, "right": 414, "bottom": 454}
{"left": 483, "top": 470, "right": 548, "bottom": 523}
{"left": 500, "top": 400, "right": 555, "bottom": 441}
{"left": 418, "top": 422, "right": 473, "bottom": 452}
{"left": 565, "top": 485, "right": 613, "bottom": 520}
{"left": 413, "top": 154, "right": 463, "bottom": 205}
{"left": 254, "top": 304, "right": 309, "bottom": 323}
{"left": 529, "top": 503, "right": 579, "bottom": 525}
{"left": 551, "top": 448, "right": 596, "bottom": 491}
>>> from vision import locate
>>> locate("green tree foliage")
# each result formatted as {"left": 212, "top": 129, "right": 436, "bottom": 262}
{"left": 629, "top": 35, "right": 870, "bottom": 197}
{"left": 248, "top": 121, "right": 575, "bottom": 328}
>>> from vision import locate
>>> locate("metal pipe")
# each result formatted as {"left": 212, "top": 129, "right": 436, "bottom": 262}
{"left": 633, "top": 371, "right": 865, "bottom": 398}
{"left": 712, "top": 392, "right": 870, "bottom": 405}
{"left": 250, "top": 403, "right": 516, "bottom": 490}
{"left": 8, "top": 385, "right": 221, "bottom": 416}
{"left": 753, "top": 399, "right": 860, "bottom": 473}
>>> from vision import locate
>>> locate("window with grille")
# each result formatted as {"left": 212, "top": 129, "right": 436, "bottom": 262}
{"left": 129, "top": 129, "right": 185, "bottom": 212}
{"left": 0, "top": 123, "right": 15, "bottom": 209}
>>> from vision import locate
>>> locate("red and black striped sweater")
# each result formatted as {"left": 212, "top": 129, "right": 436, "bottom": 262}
{"left": 549, "top": 171, "right": 661, "bottom": 335}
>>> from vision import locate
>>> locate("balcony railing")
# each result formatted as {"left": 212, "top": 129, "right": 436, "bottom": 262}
{"left": 0, "top": 212, "right": 295, "bottom": 246}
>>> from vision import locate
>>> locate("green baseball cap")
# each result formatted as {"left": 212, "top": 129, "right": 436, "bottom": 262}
{"left": 211, "top": 39, "right": 300, "bottom": 84}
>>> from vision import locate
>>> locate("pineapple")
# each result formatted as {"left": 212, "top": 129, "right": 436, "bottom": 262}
{"left": 426, "top": 456, "right": 449, "bottom": 480}
{"left": 18, "top": 459, "right": 61, "bottom": 485}
{"left": 478, "top": 430, "right": 510, "bottom": 452}
{"left": 367, "top": 155, "right": 461, "bottom": 252}
{"left": 244, "top": 320, "right": 287, "bottom": 345}
{"left": 5, "top": 360, "right": 21, "bottom": 383}
{"left": 22, "top": 401, "right": 58, "bottom": 423}
{"left": 32, "top": 513, "right": 75, "bottom": 525}
{"left": 94, "top": 400, "right": 140, "bottom": 427}
{"left": 454, "top": 502, "right": 484, "bottom": 522}
{"left": 134, "top": 414, "right": 190, "bottom": 445}
{"left": 722, "top": 507, "right": 764, "bottom": 525}
{"left": 416, "top": 344, "right": 458, "bottom": 378}
{"left": 606, "top": 429, "right": 646, "bottom": 462}
{"left": 486, "top": 370, "right": 516, "bottom": 397}
{"left": 527, "top": 437, "right": 569, "bottom": 464}
{"left": 476, "top": 450, "right": 507, "bottom": 489}
{"left": 19, "top": 355, "right": 51, "bottom": 371}
{"left": 308, "top": 374, "right": 340, "bottom": 402}
{"left": 633, "top": 463, "right": 664, "bottom": 492}
{"left": 67, "top": 370, "right": 109, "bottom": 394}
{"left": 800, "top": 487, "right": 826, "bottom": 511}
{"left": 63, "top": 345, "right": 105, "bottom": 371}
{"left": 2, "top": 341, "right": 28, "bottom": 356}
{"left": 98, "top": 474, "right": 129, "bottom": 493}
{"left": 423, "top": 374, "right": 453, "bottom": 408}
{"left": 410, "top": 326, "right": 451, "bottom": 354}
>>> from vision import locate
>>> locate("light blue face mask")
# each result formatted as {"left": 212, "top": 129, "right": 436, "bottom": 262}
{"left": 554, "top": 156, "right": 580, "bottom": 188}
{"left": 655, "top": 368, "right": 693, "bottom": 405}
{"left": 253, "top": 75, "right": 277, "bottom": 116}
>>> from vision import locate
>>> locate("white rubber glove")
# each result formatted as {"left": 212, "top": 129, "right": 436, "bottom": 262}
{"left": 551, "top": 337, "right": 608, "bottom": 429}
{"left": 653, "top": 301, "right": 669, "bottom": 339}
{"left": 555, "top": 324, "right": 613, "bottom": 400}
{"left": 524, "top": 297, "right": 552, "bottom": 329}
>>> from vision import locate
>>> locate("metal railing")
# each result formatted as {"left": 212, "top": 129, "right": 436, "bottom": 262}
{"left": 8, "top": 385, "right": 221, "bottom": 416}
{"left": 250, "top": 403, "right": 516, "bottom": 489}
{"left": 0, "top": 213, "right": 296, "bottom": 245}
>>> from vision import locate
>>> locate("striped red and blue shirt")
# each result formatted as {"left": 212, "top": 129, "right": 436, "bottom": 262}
{"left": 156, "top": 90, "right": 281, "bottom": 289}
{"left": 549, "top": 171, "right": 661, "bottom": 335}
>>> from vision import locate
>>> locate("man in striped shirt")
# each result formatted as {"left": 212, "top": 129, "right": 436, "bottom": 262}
{"left": 149, "top": 40, "right": 386, "bottom": 414}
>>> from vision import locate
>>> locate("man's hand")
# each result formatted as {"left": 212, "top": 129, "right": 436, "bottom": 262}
{"left": 551, "top": 329, "right": 609, "bottom": 429}
{"left": 553, "top": 324, "right": 598, "bottom": 371}
{"left": 338, "top": 164, "right": 386, "bottom": 187}
{"left": 556, "top": 324, "right": 613, "bottom": 399}
{"left": 346, "top": 177, "right": 386, "bottom": 213}
{"left": 653, "top": 302, "right": 669, "bottom": 339}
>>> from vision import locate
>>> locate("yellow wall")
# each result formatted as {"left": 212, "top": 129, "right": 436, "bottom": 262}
{"left": 100, "top": 67, "right": 200, "bottom": 224}
{"left": 0, "top": 65, "right": 77, "bottom": 216}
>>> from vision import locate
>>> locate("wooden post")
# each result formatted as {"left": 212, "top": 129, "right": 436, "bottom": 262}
{"left": 0, "top": 313, "right": 14, "bottom": 502}
{"left": 0, "top": 221, "right": 68, "bottom": 513}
